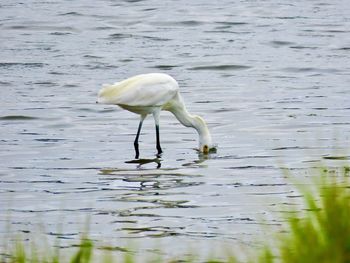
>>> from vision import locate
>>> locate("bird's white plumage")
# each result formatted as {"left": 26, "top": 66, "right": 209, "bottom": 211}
{"left": 98, "top": 73, "right": 178, "bottom": 107}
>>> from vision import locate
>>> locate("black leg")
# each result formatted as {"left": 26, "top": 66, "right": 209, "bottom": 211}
{"left": 134, "top": 120, "right": 144, "bottom": 159}
{"left": 155, "top": 124, "right": 162, "bottom": 156}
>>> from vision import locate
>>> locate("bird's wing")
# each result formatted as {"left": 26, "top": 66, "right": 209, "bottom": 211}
{"left": 99, "top": 73, "right": 179, "bottom": 107}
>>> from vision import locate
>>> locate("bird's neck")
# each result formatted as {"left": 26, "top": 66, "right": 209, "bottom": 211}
{"left": 167, "top": 94, "right": 212, "bottom": 148}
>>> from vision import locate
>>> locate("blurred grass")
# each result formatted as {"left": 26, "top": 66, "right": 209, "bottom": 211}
{"left": 259, "top": 165, "right": 350, "bottom": 263}
{"left": 1, "top": 165, "right": 350, "bottom": 263}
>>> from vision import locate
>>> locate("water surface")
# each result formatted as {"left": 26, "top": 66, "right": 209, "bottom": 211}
{"left": 1, "top": 0, "right": 350, "bottom": 260}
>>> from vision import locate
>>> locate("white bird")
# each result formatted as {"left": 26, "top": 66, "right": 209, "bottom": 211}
{"left": 97, "top": 73, "right": 213, "bottom": 158}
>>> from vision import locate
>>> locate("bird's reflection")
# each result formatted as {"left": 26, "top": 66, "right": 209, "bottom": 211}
{"left": 125, "top": 158, "right": 162, "bottom": 169}
{"left": 181, "top": 148, "right": 216, "bottom": 167}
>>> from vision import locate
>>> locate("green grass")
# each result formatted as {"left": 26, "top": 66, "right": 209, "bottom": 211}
{"left": 2, "top": 165, "right": 350, "bottom": 263}
{"left": 259, "top": 165, "right": 350, "bottom": 263}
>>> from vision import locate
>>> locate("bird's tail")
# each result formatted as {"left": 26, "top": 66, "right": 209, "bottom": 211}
{"left": 101, "top": 83, "right": 111, "bottom": 89}
{"left": 102, "top": 79, "right": 121, "bottom": 88}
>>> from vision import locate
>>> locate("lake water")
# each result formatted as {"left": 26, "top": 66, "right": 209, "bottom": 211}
{"left": 1, "top": 0, "right": 350, "bottom": 260}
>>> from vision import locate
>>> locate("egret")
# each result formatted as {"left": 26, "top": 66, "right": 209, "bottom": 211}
{"left": 97, "top": 73, "right": 213, "bottom": 159}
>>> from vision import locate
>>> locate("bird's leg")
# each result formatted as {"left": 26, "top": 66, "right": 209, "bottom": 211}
{"left": 134, "top": 115, "right": 146, "bottom": 159}
{"left": 156, "top": 124, "right": 162, "bottom": 156}
{"left": 153, "top": 110, "right": 162, "bottom": 156}
{"left": 134, "top": 122, "right": 142, "bottom": 159}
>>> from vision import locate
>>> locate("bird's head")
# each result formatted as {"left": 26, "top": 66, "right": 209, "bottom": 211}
{"left": 194, "top": 116, "right": 216, "bottom": 154}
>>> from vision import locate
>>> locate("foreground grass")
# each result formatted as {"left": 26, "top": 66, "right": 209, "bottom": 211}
{"left": 260, "top": 165, "right": 350, "bottom": 263}
{"left": 2, "top": 166, "right": 350, "bottom": 263}
{"left": 280, "top": 183, "right": 350, "bottom": 262}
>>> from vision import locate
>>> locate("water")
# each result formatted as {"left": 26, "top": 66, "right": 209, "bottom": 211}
{"left": 1, "top": 0, "right": 350, "bottom": 260}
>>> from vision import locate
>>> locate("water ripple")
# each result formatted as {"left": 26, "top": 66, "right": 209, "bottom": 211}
{"left": 0, "top": 115, "right": 39, "bottom": 120}
{"left": 189, "top": 64, "right": 251, "bottom": 71}
{"left": 0, "top": 62, "right": 46, "bottom": 68}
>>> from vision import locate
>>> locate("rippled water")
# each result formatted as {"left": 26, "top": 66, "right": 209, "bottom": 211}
{"left": 1, "top": 0, "right": 350, "bottom": 260}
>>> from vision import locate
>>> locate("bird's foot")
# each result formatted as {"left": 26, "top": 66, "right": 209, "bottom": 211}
{"left": 156, "top": 148, "right": 163, "bottom": 158}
